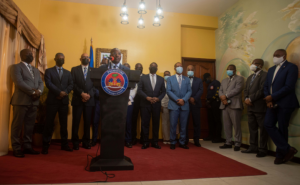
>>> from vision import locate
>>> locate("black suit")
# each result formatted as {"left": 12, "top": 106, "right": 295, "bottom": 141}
{"left": 99, "top": 63, "right": 130, "bottom": 70}
{"left": 43, "top": 66, "right": 73, "bottom": 147}
{"left": 71, "top": 65, "right": 95, "bottom": 146}
{"left": 132, "top": 74, "right": 144, "bottom": 143}
{"left": 138, "top": 74, "right": 166, "bottom": 144}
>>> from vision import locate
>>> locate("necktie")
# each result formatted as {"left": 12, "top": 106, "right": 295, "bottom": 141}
{"left": 27, "top": 64, "right": 34, "bottom": 79}
{"left": 250, "top": 74, "right": 256, "bottom": 86}
{"left": 151, "top": 74, "right": 155, "bottom": 90}
{"left": 58, "top": 68, "right": 63, "bottom": 80}
{"left": 84, "top": 67, "right": 87, "bottom": 80}
{"left": 113, "top": 65, "right": 116, "bottom": 69}
{"left": 178, "top": 75, "right": 182, "bottom": 89}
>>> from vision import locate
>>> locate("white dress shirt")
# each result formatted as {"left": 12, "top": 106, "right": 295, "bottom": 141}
{"left": 81, "top": 65, "right": 89, "bottom": 73}
{"left": 271, "top": 60, "right": 286, "bottom": 94}
{"left": 129, "top": 84, "right": 137, "bottom": 105}
{"left": 108, "top": 62, "right": 121, "bottom": 69}
{"left": 149, "top": 73, "right": 157, "bottom": 90}
{"left": 176, "top": 74, "right": 183, "bottom": 83}
{"left": 189, "top": 77, "right": 194, "bottom": 87}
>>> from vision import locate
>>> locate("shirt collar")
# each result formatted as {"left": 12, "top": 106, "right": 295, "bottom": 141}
{"left": 254, "top": 69, "right": 261, "bottom": 75}
{"left": 81, "top": 65, "right": 89, "bottom": 69}
{"left": 112, "top": 62, "right": 121, "bottom": 68}
{"left": 277, "top": 60, "right": 286, "bottom": 67}
{"left": 56, "top": 65, "right": 63, "bottom": 70}
{"left": 150, "top": 73, "right": 156, "bottom": 76}
{"left": 176, "top": 74, "right": 182, "bottom": 77}
{"left": 22, "top": 61, "right": 30, "bottom": 66}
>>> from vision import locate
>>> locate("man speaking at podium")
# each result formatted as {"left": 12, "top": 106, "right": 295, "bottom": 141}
{"left": 99, "top": 48, "right": 129, "bottom": 70}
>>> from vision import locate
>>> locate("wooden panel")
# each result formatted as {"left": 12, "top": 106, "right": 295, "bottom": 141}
{"left": 182, "top": 57, "right": 216, "bottom": 139}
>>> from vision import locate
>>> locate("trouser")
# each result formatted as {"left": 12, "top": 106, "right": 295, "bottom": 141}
{"left": 248, "top": 111, "right": 268, "bottom": 153}
{"left": 186, "top": 107, "right": 201, "bottom": 144}
{"left": 43, "top": 103, "right": 69, "bottom": 147}
{"left": 207, "top": 100, "right": 222, "bottom": 140}
{"left": 161, "top": 107, "right": 170, "bottom": 141}
{"left": 264, "top": 108, "right": 295, "bottom": 158}
{"left": 170, "top": 108, "right": 189, "bottom": 145}
{"left": 141, "top": 105, "right": 161, "bottom": 144}
{"left": 222, "top": 107, "right": 242, "bottom": 147}
{"left": 132, "top": 100, "right": 143, "bottom": 142}
{"left": 92, "top": 101, "right": 101, "bottom": 143}
{"left": 72, "top": 106, "right": 93, "bottom": 146}
{"left": 125, "top": 103, "right": 134, "bottom": 143}
{"left": 11, "top": 105, "right": 37, "bottom": 151}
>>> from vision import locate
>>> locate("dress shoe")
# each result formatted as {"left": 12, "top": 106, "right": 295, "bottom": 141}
{"left": 141, "top": 143, "right": 149, "bottom": 149}
{"left": 256, "top": 152, "right": 267, "bottom": 158}
{"left": 274, "top": 157, "right": 286, "bottom": 165}
{"left": 194, "top": 142, "right": 201, "bottom": 147}
{"left": 241, "top": 148, "right": 258, "bottom": 153}
{"left": 82, "top": 144, "right": 91, "bottom": 149}
{"left": 219, "top": 144, "right": 232, "bottom": 149}
{"left": 91, "top": 141, "right": 97, "bottom": 147}
{"left": 13, "top": 150, "right": 24, "bottom": 158}
{"left": 73, "top": 144, "right": 79, "bottom": 150}
{"left": 179, "top": 144, "right": 189, "bottom": 149}
{"left": 212, "top": 139, "right": 223, "bottom": 143}
{"left": 151, "top": 143, "right": 161, "bottom": 149}
{"left": 23, "top": 148, "right": 40, "bottom": 155}
{"left": 170, "top": 144, "right": 176, "bottom": 150}
{"left": 125, "top": 142, "right": 132, "bottom": 148}
{"left": 284, "top": 147, "right": 298, "bottom": 162}
{"left": 41, "top": 146, "right": 49, "bottom": 154}
{"left": 234, "top": 146, "right": 240, "bottom": 151}
{"left": 203, "top": 137, "right": 212, "bottom": 141}
{"left": 61, "top": 145, "right": 73, "bottom": 152}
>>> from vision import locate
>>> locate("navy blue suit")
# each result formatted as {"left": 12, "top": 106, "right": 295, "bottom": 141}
{"left": 264, "top": 61, "right": 299, "bottom": 158}
{"left": 185, "top": 77, "right": 203, "bottom": 144}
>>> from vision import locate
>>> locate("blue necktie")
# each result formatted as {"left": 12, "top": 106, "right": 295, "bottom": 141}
{"left": 250, "top": 74, "right": 256, "bottom": 86}
{"left": 84, "top": 67, "right": 87, "bottom": 80}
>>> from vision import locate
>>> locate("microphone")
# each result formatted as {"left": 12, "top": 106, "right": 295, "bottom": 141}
{"left": 104, "top": 56, "right": 114, "bottom": 61}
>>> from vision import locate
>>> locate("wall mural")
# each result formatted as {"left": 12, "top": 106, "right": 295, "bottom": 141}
{"left": 215, "top": 0, "right": 300, "bottom": 157}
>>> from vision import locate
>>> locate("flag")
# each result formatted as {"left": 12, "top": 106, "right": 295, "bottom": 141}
{"left": 89, "top": 44, "right": 94, "bottom": 68}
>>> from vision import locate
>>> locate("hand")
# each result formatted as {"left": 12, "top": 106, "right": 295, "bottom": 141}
{"left": 220, "top": 95, "right": 227, "bottom": 101}
{"left": 152, "top": 97, "right": 160, "bottom": 103}
{"left": 59, "top": 91, "right": 67, "bottom": 98}
{"left": 81, "top": 93, "right": 90, "bottom": 102}
{"left": 161, "top": 107, "right": 163, "bottom": 113}
{"left": 222, "top": 99, "right": 228, "bottom": 106}
{"left": 264, "top": 95, "right": 273, "bottom": 103}
{"left": 146, "top": 97, "right": 154, "bottom": 103}
{"left": 245, "top": 99, "right": 253, "bottom": 106}
{"left": 189, "top": 97, "right": 195, "bottom": 105}
{"left": 176, "top": 99, "right": 185, "bottom": 106}
{"left": 267, "top": 101, "right": 274, "bottom": 108}
{"left": 34, "top": 89, "right": 41, "bottom": 97}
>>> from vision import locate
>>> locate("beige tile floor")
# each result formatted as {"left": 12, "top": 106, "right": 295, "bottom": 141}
{"left": 10, "top": 141, "right": 300, "bottom": 185}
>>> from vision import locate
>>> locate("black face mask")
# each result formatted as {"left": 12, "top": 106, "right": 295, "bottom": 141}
{"left": 81, "top": 58, "right": 89, "bottom": 65}
{"left": 149, "top": 66, "right": 157, "bottom": 74}
{"left": 206, "top": 80, "right": 211, "bottom": 84}
{"left": 136, "top": 67, "right": 143, "bottom": 74}
{"left": 56, "top": 58, "right": 64, "bottom": 66}
{"left": 24, "top": 55, "right": 34, "bottom": 63}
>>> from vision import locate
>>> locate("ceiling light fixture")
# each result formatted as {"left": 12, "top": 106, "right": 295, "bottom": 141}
{"left": 137, "top": 15, "right": 145, "bottom": 29}
{"left": 156, "top": 0, "right": 164, "bottom": 19}
{"left": 120, "top": 0, "right": 128, "bottom": 17}
{"left": 153, "top": 14, "right": 161, "bottom": 27}
{"left": 138, "top": 0, "right": 147, "bottom": 14}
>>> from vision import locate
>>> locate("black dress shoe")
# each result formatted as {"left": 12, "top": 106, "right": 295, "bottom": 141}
{"left": 234, "top": 146, "right": 240, "bottom": 151}
{"left": 141, "top": 143, "right": 149, "bottom": 149}
{"left": 241, "top": 148, "right": 258, "bottom": 153}
{"left": 179, "top": 144, "right": 189, "bottom": 149}
{"left": 13, "top": 150, "right": 24, "bottom": 158}
{"left": 256, "top": 152, "right": 267, "bottom": 158}
{"left": 194, "top": 143, "right": 201, "bottom": 147}
{"left": 125, "top": 142, "right": 132, "bottom": 148}
{"left": 41, "top": 146, "right": 48, "bottom": 155}
{"left": 73, "top": 144, "right": 79, "bottom": 150}
{"left": 23, "top": 148, "right": 40, "bottom": 155}
{"left": 61, "top": 145, "right": 73, "bottom": 152}
{"left": 91, "top": 141, "right": 97, "bottom": 147}
{"left": 274, "top": 157, "right": 286, "bottom": 165}
{"left": 151, "top": 143, "right": 161, "bottom": 149}
{"left": 203, "top": 137, "right": 212, "bottom": 141}
{"left": 212, "top": 139, "right": 224, "bottom": 143}
{"left": 82, "top": 144, "right": 91, "bottom": 149}
{"left": 219, "top": 144, "right": 232, "bottom": 149}
{"left": 284, "top": 147, "right": 298, "bottom": 162}
{"left": 170, "top": 144, "right": 176, "bottom": 150}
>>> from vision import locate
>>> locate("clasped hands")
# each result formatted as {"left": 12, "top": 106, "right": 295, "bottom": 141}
{"left": 56, "top": 91, "right": 68, "bottom": 100}
{"left": 244, "top": 98, "right": 253, "bottom": 106}
{"left": 81, "top": 92, "right": 90, "bottom": 102}
{"left": 264, "top": 95, "right": 273, "bottom": 108}
{"left": 31, "top": 89, "right": 41, "bottom": 100}
{"left": 220, "top": 95, "right": 228, "bottom": 106}
{"left": 146, "top": 97, "right": 160, "bottom": 104}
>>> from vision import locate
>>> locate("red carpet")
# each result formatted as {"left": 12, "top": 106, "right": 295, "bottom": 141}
{"left": 0, "top": 142, "right": 266, "bottom": 184}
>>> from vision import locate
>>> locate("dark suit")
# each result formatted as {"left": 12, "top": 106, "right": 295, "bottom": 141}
{"left": 138, "top": 74, "right": 166, "bottom": 144}
{"left": 99, "top": 63, "right": 130, "bottom": 70}
{"left": 43, "top": 66, "right": 73, "bottom": 147}
{"left": 132, "top": 74, "right": 144, "bottom": 143}
{"left": 71, "top": 65, "right": 95, "bottom": 146}
{"left": 264, "top": 61, "right": 299, "bottom": 158}
{"left": 10, "top": 62, "right": 44, "bottom": 151}
{"left": 185, "top": 77, "right": 203, "bottom": 144}
{"left": 244, "top": 70, "right": 268, "bottom": 153}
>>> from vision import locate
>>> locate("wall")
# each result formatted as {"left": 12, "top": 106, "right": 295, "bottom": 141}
{"left": 215, "top": 0, "right": 300, "bottom": 157}
{"left": 13, "top": 0, "right": 41, "bottom": 28}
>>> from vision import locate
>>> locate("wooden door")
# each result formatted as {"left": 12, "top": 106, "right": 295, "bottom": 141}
{"left": 182, "top": 57, "right": 216, "bottom": 139}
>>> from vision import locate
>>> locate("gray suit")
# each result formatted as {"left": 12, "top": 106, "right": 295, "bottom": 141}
{"left": 219, "top": 75, "right": 244, "bottom": 147}
{"left": 244, "top": 70, "right": 268, "bottom": 153}
{"left": 10, "top": 62, "right": 44, "bottom": 151}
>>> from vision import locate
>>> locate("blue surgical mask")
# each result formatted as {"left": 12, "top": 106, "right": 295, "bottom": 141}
{"left": 187, "top": 71, "right": 194, "bottom": 77}
{"left": 227, "top": 70, "right": 234, "bottom": 76}
{"left": 176, "top": 67, "right": 183, "bottom": 74}
{"left": 164, "top": 76, "right": 170, "bottom": 81}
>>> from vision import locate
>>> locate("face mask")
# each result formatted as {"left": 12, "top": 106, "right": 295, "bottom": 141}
{"left": 81, "top": 58, "right": 89, "bottom": 65}
{"left": 250, "top": 64, "right": 258, "bottom": 72}
{"left": 24, "top": 55, "right": 34, "bottom": 63}
{"left": 149, "top": 66, "right": 157, "bottom": 74}
{"left": 56, "top": 58, "right": 64, "bottom": 66}
{"left": 227, "top": 70, "right": 234, "bottom": 76}
{"left": 176, "top": 67, "right": 183, "bottom": 74}
{"left": 273, "top": 56, "right": 285, "bottom": 65}
{"left": 164, "top": 76, "right": 170, "bottom": 81}
{"left": 136, "top": 67, "right": 143, "bottom": 74}
{"left": 187, "top": 71, "right": 194, "bottom": 77}
{"left": 206, "top": 80, "right": 211, "bottom": 84}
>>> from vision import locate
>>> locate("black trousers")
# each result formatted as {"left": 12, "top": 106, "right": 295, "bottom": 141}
{"left": 132, "top": 100, "right": 143, "bottom": 142}
{"left": 186, "top": 107, "right": 201, "bottom": 143}
{"left": 43, "top": 103, "right": 69, "bottom": 147}
{"left": 141, "top": 105, "right": 161, "bottom": 144}
{"left": 72, "top": 106, "right": 93, "bottom": 146}
{"left": 207, "top": 100, "right": 222, "bottom": 140}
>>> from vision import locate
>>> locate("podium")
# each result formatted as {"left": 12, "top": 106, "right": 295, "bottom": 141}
{"left": 89, "top": 67, "right": 140, "bottom": 171}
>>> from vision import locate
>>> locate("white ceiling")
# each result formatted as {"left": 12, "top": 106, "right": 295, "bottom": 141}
{"left": 51, "top": 0, "right": 239, "bottom": 17}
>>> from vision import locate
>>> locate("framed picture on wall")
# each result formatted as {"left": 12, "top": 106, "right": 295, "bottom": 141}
{"left": 95, "top": 48, "right": 127, "bottom": 68}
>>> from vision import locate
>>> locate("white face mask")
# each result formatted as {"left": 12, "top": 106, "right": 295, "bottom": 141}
{"left": 273, "top": 56, "right": 285, "bottom": 65}
{"left": 250, "top": 64, "right": 258, "bottom": 72}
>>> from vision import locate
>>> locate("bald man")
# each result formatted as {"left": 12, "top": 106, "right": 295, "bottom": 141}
{"left": 71, "top": 53, "right": 95, "bottom": 150}
{"left": 99, "top": 48, "right": 129, "bottom": 70}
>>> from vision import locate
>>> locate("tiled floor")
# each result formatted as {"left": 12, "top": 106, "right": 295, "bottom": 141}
{"left": 11, "top": 141, "right": 300, "bottom": 185}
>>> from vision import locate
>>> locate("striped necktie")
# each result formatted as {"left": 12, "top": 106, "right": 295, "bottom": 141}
{"left": 27, "top": 64, "right": 34, "bottom": 79}
{"left": 250, "top": 74, "right": 256, "bottom": 86}
{"left": 84, "top": 67, "right": 87, "bottom": 80}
